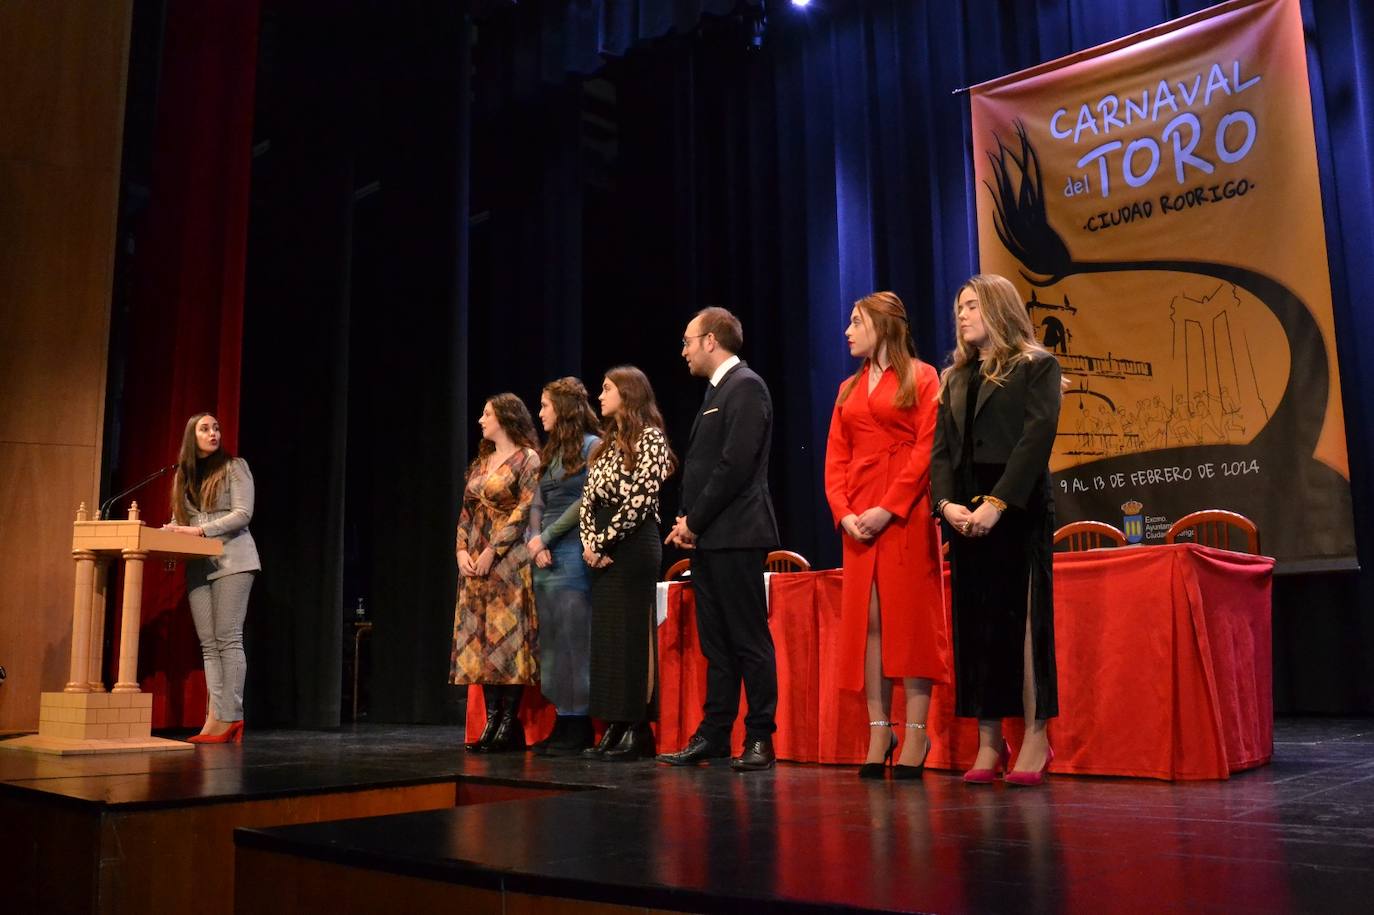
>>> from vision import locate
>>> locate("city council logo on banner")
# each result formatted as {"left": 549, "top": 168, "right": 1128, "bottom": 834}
{"left": 1121, "top": 501, "right": 1145, "bottom": 544}
{"left": 968, "top": 0, "right": 1355, "bottom": 568}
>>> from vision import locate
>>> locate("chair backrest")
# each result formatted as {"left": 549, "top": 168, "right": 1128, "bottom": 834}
{"left": 1164, "top": 509, "right": 1260, "bottom": 554}
{"left": 663, "top": 558, "right": 692, "bottom": 581}
{"left": 1053, "top": 521, "right": 1128, "bottom": 552}
{"left": 764, "top": 550, "right": 811, "bottom": 573}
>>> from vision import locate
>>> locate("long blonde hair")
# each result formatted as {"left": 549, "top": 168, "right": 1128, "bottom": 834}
{"left": 171, "top": 413, "right": 233, "bottom": 525}
{"left": 938, "top": 274, "right": 1050, "bottom": 400}
{"left": 838, "top": 291, "right": 919, "bottom": 408}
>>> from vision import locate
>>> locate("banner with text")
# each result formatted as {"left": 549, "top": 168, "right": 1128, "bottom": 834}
{"left": 969, "top": 0, "right": 1354, "bottom": 567}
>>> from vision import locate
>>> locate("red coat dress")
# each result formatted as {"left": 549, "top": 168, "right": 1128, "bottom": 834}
{"left": 824, "top": 359, "right": 949, "bottom": 689}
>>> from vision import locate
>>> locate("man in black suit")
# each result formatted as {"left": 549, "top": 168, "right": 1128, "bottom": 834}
{"left": 658, "top": 307, "right": 780, "bottom": 771}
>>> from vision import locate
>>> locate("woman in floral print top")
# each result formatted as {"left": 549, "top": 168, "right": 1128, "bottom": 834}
{"left": 578, "top": 365, "right": 675, "bottom": 761}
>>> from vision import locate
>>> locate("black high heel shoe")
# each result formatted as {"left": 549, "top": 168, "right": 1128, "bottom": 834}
{"left": 892, "top": 722, "right": 931, "bottom": 780}
{"left": 858, "top": 720, "right": 897, "bottom": 779}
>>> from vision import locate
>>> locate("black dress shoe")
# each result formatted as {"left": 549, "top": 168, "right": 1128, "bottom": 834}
{"left": 656, "top": 734, "right": 730, "bottom": 766}
{"left": 581, "top": 722, "right": 626, "bottom": 759}
{"left": 603, "top": 721, "right": 656, "bottom": 762}
{"left": 731, "top": 737, "right": 776, "bottom": 771}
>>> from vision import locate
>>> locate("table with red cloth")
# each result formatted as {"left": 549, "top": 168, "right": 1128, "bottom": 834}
{"left": 658, "top": 543, "right": 1273, "bottom": 780}
{"left": 467, "top": 543, "right": 1272, "bottom": 780}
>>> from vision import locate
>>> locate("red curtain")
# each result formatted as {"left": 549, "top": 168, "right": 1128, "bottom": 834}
{"left": 109, "top": 0, "right": 260, "bottom": 728}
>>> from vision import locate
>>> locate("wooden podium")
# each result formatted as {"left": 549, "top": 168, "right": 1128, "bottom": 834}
{"left": 1, "top": 502, "right": 222, "bottom": 755}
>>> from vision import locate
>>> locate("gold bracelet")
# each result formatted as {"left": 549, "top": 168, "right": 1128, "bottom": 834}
{"left": 978, "top": 495, "right": 1008, "bottom": 512}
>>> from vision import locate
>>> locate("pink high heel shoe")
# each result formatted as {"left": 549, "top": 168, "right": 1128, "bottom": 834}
{"left": 962, "top": 738, "right": 1011, "bottom": 784}
{"left": 1005, "top": 744, "right": 1055, "bottom": 787}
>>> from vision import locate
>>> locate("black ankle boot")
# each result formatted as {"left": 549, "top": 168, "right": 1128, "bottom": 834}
{"left": 465, "top": 686, "right": 499, "bottom": 752}
{"left": 582, "top": 722, "right": 626, "bottom": 759}
{"left": 483, "top": 686, "right": 527, "bottom": 753}
{"left": 603, "top": 721, "right": 656, "bottom": 762}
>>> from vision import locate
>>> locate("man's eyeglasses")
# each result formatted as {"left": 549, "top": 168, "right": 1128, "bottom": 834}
{"left": 682, "top": 333, "right": 709, "bottom": 347}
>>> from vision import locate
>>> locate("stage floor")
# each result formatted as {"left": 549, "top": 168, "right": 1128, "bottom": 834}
{"left": 5, "top": 720, "right": 1374, "bottom": 913}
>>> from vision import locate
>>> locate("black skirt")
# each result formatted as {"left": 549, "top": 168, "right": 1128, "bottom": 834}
{"left": 948, "top": 462, "right": 1059, "bottom": 720}
{"left": 587, "top": 507, "right": 661, "bottom": 722}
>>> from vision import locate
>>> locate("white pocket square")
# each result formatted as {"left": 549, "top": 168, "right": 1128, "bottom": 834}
{"left": 701, "top": 407, "right": 720, "bottom": 416}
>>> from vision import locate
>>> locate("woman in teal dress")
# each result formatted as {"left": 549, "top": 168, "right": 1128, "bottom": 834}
{"left": 527, "top": 377, "right": 602, "bottom": 755}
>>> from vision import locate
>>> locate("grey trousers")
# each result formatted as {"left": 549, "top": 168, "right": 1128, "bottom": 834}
{"left": 186, "top": 564, "right": 254, "bottom": 721}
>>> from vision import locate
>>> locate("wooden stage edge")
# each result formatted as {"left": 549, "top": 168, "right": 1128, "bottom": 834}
{"left": 235, "top": 847, "right": 677, "bottom": 915}
{"left": 2, "top": 772, "right": 566, "bottom": 915}
{"left": 1, "top": 733, "right": 193, "bottom": 754}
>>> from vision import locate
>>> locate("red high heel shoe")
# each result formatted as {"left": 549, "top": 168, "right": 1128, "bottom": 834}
{"left": 189, "top": 721, "right": 244, "bottom": 744}
{"left": 962, "top": 738, "right": 1011, "bottom": 784}
{"left": 1006, "top": 744, "right": 1054, "bottom": 787}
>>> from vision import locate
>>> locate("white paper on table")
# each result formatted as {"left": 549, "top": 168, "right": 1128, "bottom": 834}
{"left": 656, "top": 572, "right": 775, "bottom": 626}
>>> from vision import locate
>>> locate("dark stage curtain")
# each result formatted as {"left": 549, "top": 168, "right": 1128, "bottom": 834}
{"left": 238, "top": 1, "right": 470, "bottom": 726}
{"left": 465, "top": 0, "right": 1374, "bottom": 713}
{"left": 105, "top": 0, "right": 260, "bottom": 728}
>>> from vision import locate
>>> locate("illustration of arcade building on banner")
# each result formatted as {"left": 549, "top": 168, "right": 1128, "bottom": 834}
{"left": 1030, "top": 284, "right": 1267, "bottom": 459}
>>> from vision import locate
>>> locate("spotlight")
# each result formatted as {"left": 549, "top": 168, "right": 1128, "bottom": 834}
{"left": 791, "top": 0, "right": 811, "bottom": 7}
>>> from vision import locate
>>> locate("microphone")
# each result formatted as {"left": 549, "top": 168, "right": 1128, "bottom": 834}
{"left": 99, "top": 463, "right": 177, "bottom": 520}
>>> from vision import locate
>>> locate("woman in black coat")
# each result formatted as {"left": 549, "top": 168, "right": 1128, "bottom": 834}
{"left": 931, "top": 274, "right": 1062, "bottom": 787}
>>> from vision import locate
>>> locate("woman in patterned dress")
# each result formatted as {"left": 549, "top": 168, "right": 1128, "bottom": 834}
{"left": 451, "top": 393, "right": 541, "bottom": 753}
{"left": 579, "top": 366, "right": 675, "bottom": 761}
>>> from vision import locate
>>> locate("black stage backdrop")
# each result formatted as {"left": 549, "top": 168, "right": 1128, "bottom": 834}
{"left": 239, "top": 1, "right": 469, "bottom": 726}
{"left": 221, "top": 0, "right": 1373, "bottom": 726}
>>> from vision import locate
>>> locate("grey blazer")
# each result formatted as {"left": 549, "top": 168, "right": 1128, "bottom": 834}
{"left": 182, "top": 458, "right": 262, "bottom": 580}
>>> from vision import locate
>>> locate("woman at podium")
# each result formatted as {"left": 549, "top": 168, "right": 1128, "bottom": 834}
{"left": 163, "top": 412, "right": 260, "bottom": 744}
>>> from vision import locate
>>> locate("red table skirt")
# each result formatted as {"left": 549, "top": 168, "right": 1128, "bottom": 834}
{"left": 468, "top": 543, "right": 1272, "bottom": 780}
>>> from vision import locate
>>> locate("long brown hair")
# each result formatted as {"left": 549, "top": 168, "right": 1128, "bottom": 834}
{"left": 588, "top": 365, "right": 677, "bottom": 475}
{"left": 837, "top": 291, "right": 919, "bottom": 408}
{"left": 539, "top": 377, "right": 600, "bottom": 476}
{"left": 171, "top": 413, "right": 233, "bottom": 525}
{"left": 470, "top": 392, "right": 540, "bottom": 473}
{"left": 938, "top": 274, "right": 1050, "bottom": 401}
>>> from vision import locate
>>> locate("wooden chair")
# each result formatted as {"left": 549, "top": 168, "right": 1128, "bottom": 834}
{"left": 1053, "top": 521, "right": 1128, "bottom": 552}
{"left": 663, "top": 558, "right": 692, "bottom": 581}
{"left": 764, "top": 550, "right": 811, "bottom": 573}
{"left": 1165, "top": 509, "right": 1260, "bottom": 554}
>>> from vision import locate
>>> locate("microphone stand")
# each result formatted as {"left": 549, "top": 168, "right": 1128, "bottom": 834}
{"left": 99, "top": 464, "right": 177, "bottom": 520}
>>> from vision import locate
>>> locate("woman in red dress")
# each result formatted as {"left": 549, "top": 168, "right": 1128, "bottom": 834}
{"left": 824, "top": 291, "right": 949, "bottom": 779}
